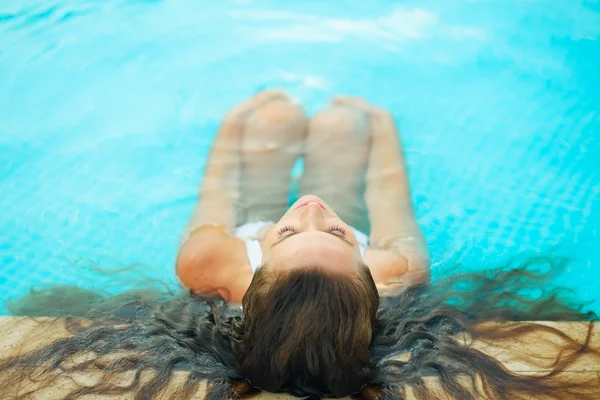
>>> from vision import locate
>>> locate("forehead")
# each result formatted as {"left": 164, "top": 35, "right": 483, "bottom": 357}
{"left": 267, "top": 232, "right": 358, "bottom": 273}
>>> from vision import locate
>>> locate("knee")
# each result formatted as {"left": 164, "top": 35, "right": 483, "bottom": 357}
{"left": 252, "top": 98, "right": 306, "bottom": 126}
{"left": 310, "top": 105, "right": 368, "bottom": 137}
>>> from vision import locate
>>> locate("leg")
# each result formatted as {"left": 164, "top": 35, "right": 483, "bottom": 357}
{"left": 237, "top": 92, "right": 307, "bottom": 224}
{"left": 183, "top": 91, "right": 287, "bottom": 237}
{"left": 300, "top": 102, "right": 371, "bottom": 233}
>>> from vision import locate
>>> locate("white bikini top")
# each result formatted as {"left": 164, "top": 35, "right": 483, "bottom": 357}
{"left": 234, "top": 221, "right": 369, "bottom": 273}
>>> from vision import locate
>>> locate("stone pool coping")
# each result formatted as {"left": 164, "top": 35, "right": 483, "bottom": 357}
{"left": 1, "top": 317, "right": 599, "bottom": 399}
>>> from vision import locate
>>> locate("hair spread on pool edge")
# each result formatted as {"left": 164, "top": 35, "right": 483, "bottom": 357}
{"left": 1, "top": 257, "right": 599, "bottom": 399}
{"left": 239, "top": 263, "right": 379, "bottom": 397}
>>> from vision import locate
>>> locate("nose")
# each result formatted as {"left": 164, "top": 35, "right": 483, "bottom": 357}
{"left": 299, "top": 202, "right": 326, "bottom": 230}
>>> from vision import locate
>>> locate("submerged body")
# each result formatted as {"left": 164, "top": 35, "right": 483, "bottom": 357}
{"left": 176, "top": 92, "right": 430, "bottom": 303}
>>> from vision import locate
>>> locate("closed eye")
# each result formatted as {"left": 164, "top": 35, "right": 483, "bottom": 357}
{"left": 277, "top": 225, "right": 299, "bottom": 236}
{"left": 328, "top": 225, "right": 347, "bottom": 236}
{"left": 271, "top": 226, "right": 354, "bottom": 248}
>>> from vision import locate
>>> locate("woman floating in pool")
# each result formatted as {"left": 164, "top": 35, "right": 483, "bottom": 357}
{"left": 1, "top": 91, "right": 598, "bottom": 399}
{"left": 177, "top": 91, "right": 429, "bottom": 307}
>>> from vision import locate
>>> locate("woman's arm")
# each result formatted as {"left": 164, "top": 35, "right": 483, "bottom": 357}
{"left": 364, "top": 109, "right": 424, "bottom": 246}
{"left": 181, "top": 110, "right": 245, "bottom": 238}
{"left": 177, "top": 102, "right": 253, "bottom": 302}
{"left": 177, "top": 91, "right": 290, "bottom": 302}
{"left": 337, "top": 98, "right": 429, "bottom": 288}
{"left": 181, "top": 90, "right": 293, "bottom": 237}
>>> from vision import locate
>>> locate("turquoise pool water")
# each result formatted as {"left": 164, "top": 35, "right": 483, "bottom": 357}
{"left": 1, "top": 0, "right": 599, "bottom": 315}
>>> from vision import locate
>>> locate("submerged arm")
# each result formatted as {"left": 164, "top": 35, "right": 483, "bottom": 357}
{"left": 182, "top": 115, "right": 243, "bottom": 238}
{"left": 362, "top": 104, "right": 430, "bottom": 288}
{"left": 176, "top": 105, "right": 252, "bottom": 303}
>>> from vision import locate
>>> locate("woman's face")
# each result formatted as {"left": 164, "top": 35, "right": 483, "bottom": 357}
{"left": 262, "top": 195, "right": 364, "bottom": 275}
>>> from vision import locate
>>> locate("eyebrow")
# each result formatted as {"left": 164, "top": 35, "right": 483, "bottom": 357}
{"left": 270, "top": 231, "right": 354, "bottom": 249}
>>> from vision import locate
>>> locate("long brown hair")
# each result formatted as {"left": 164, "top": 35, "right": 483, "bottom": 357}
{"left": 239, "top": 264, "right": 379, "bottom": 397}
{"left": 0, "top": 257, "right": 598, "bottom": 399}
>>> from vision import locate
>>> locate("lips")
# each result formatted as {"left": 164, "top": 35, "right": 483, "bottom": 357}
{"left": 296, "top": 201, "right": 326, "bottom": 210}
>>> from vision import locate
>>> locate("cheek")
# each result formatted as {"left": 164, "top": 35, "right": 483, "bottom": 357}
{"left": 353, "top": 246, "right": 364, "bottom": 260}
{"left": 260, "top": 245, "right": 274, "bottom": 265}
{"left": 264, "top": 230, "right": 279, "bottom": 248}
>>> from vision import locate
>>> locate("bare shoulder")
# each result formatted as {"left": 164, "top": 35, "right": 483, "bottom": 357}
{"left": 176, "top": 226, "right": 252, "bottom": 302}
